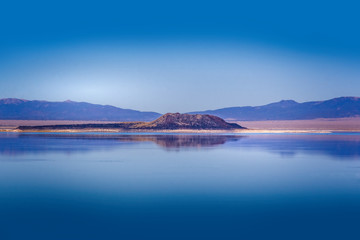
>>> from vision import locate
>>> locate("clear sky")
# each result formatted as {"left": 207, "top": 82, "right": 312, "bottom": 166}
{"left": 0, "top": 0, "right": 359, "bottom": 113}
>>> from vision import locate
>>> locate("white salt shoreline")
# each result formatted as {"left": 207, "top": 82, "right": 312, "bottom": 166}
{"left": 1, "top": 128, "right": 357, "bottom": 134}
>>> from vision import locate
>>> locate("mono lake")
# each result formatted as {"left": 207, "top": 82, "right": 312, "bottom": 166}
{"left": 1, "top": 133, "right": 360, "bottom": 240}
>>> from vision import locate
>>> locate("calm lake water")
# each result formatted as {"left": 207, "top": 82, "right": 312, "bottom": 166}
{"left": 1, "top": 133, "right": 360, "bottom": 240}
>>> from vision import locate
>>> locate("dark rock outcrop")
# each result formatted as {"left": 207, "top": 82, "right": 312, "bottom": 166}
{"left": 140, "top": 113, "right": 244, "bottom": 129}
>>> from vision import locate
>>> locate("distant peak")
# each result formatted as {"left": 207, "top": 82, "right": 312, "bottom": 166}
{"left": 64, "top": 100, "right": 74, "bottom": 103}
{"left": 266, "top": 99, "right": 298, "bottom": 107}
{"left": 279, "top": 100, "right": 298, "bottom": 104}
{"left": 0, "top": 98, "right": 28, "bottom": 104}
{"left": 317, "top": 96, "right": 360, "bottom": 104}
{"left": 332, "top": 96, "right": 360, "bottom": 101}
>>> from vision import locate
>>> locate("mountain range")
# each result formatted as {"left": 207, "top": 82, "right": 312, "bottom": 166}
{"left": 190, "top": 97, "right": 360, "bottom": 120}
{"left": 1, "top": 97, "right": 360, "bottom": 121}
{"left": 0, "top": 98, "right": 160, "bottom": 121}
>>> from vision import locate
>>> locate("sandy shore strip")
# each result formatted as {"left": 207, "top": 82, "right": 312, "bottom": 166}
{"left": 0, "top": 128, "right": 344, "bottom": 134}
{"left": 234, "top": 117, "right": 360, "bottom": 131}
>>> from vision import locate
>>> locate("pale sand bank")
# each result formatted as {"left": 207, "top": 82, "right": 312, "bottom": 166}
{"left": 0, "top": 129, "right": 342, "bottom": 134}
{"left": 234, "top": 117, "right": 360, "bottom": 131}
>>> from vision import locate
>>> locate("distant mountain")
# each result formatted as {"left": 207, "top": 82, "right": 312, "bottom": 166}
{"left": 4, "top": 96, "right": 360, "bottom": 122}
{"left": 18, "top": 113, "right": 245, "bottom": 131}
{"left": 189, "top": 97, "right": 360, "bottom": 121}
{"left": 0, "top": 98, "right": 161, "bottom": 121}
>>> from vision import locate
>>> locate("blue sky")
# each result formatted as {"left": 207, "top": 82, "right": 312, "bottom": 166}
{"left": 0, "top": 0, "right": 359, "bottom": 113}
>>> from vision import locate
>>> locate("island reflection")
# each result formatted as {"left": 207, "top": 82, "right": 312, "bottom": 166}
{"left": 0, "top": 133, "right": 359, "bottom": 159}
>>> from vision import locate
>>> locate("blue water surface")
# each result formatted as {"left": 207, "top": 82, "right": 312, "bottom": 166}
{"left": 1, "top": 133, "right": 360, "bottom": 240}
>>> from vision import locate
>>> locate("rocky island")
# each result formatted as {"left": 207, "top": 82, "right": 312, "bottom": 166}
{"left": 17, "top": 113, "right": 246, "bottom": 132}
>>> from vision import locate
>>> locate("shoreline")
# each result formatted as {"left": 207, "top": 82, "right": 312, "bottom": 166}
{"left": 1, "top": 128, "right": 358, "bottom": 134}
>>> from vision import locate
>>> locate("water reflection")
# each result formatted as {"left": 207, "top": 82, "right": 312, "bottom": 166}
{"left": 141, "top": 135, "right": 240, "bottom": 149}
{"left": 0, "top": 134, "right": 242, "bottom": 155}
{"left": 0, "top": 133, "right": 360, "bottom": 159}
{"left": 234, "top": 134, "right": 360, "bottom": 159}
{"left": 1, "top": 133, "right": 360, "bottom": 240}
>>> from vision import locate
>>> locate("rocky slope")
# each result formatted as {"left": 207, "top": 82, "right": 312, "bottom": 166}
{"left": 139, "top": 113, "right": 244, "bottom": 129}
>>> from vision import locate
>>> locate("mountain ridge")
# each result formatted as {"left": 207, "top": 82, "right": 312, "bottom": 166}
{"left": 2, "top": 97, "right": 360, "bottom": 121}
{"left": 189, "top": 97, "right": 360, "bottom": 121}
{"left": 0, "top": 98, "right": 161, "bottom": 121}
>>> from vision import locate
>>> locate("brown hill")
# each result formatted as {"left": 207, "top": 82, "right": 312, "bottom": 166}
{"left": 138, "top": 113, "right": 244, "bottom": 129}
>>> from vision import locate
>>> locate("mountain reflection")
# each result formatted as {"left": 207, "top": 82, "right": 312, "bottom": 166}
{"left": 0, "top": 133, "right": 359, "bottom": 159}
{"left": 130, "top": 135, "right": 241, "bottom": 149}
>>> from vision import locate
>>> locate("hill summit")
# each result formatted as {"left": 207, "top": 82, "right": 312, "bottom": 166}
{"left": 143, "top": 113, "right": 245, "bottom": 129}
